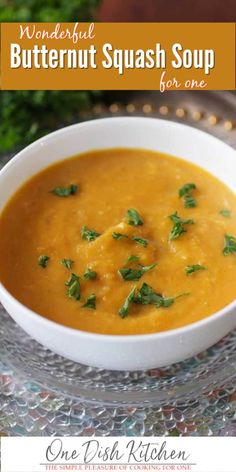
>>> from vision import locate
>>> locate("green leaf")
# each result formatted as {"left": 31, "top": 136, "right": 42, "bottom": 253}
{"left": 84, "top": 267, "right": 97, "bottom": 280}
{"left": 219, "top": 209, "right": 231, "bottom": 218}
{"left": 169, "top": 211, "right": 194, "bottom": 240}
{"left": 118, "top": 264, "right": 157, "bottom": 281}
{"left": 223, "top": 234, "right": 236, "bottom": 256}
{"left": 60, "top": 258, "right": 74, "bottom": 270}
{"left": 179, "top": 183, "right": 197, "bottom": 208}
{"left": 179, "top": 183, "right": 196, "bottom": 198}
{"left": 65, "top": 273, "right": 80, "bottom": 300}
{"left": 184, "top": 194, "right": 197, "bottom": 208}
{"left": 81, "top": 225, "right": 101, "bottom": 242}
{"left": 126, "top": 255, "right": 140, "bottom": 264}
{"left": 126, "top": 209, "right": 144, "bottom": 226}
{"left": 169, "top": 212, "right": 194, "bottom": 225}
{"left": 135, "top": 283, "right": 189, "bottom": 308}
{"left": 82, "top": 293, "right": 96, "bottom": 309}
{"left": 51, "top": 184, "right": 78, "bottom": 197}
{"left": 135, "top": 283, "right": 164, "bottom": 306}
{"left": 169, "top": 221, "right": 186, "bottom": 240}
{"left": 38, "top": 255, "right": 50, "bottom": 268}
{"left": 118, "top": 286, "right": 137, "bottom": 318}
{"left": 185, "top": 264, "right": 207, "bottom": 275}
{"left": 112, "top": 232, "right": 129, "bottom": 240}
{"left": 132, "top": 236, "right": 148, "bottom": 247}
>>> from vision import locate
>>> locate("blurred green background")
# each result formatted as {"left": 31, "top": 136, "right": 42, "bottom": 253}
{"left": 0, "top": 0, "right": 103, "bottom": 153}
{"left": 0, "top": 0, "right": 99, "bottom": 22}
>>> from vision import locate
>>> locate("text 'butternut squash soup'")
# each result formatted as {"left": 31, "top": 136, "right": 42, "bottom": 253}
{"left": 0, "top": 148, "right": 236, "bottom": 335}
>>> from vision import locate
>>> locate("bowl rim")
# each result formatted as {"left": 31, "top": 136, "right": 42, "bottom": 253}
{"left": 0, "top": 115, "right": 236, "bottom": 343}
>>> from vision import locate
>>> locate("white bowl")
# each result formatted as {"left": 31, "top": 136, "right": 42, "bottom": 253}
{"left": 0, "top": 117, "right": 236, "bottom": 371}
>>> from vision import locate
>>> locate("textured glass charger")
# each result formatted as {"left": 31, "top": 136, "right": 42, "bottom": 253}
{"left": 0, "top": 91, "right": 236, "bottom": 436}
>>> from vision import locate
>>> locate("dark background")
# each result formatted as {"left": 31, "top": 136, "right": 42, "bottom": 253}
{"left": 99, "top": 0, "right": 236, "bottom": 22}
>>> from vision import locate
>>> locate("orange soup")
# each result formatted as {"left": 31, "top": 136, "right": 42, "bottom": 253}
{"left": 0, "top": 148, "right": 236, "bottom": 335}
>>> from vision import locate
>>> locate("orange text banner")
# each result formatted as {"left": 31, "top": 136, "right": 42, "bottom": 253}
{"left": 0, "top": 22, "right": 235, "bottom": 91}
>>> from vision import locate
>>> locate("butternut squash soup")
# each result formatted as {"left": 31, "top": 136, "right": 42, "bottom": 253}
{"left": 0, "top": 148, "right": 236, "bottom": 335}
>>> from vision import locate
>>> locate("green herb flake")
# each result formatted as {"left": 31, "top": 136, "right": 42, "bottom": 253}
{"left": 220, "top": 209, "right": 231, "bottom": 218}
{"left": 112, "top": 232, "right": 129, "bottom": 240}
{"left": 38, "top": 255, "right": 50, "bottom": 268}
{"left": 118, "top": 263, "right": 157, "bottom": 282}
{"left": 126, "top": 208, "right": 144, "bottom": 226}
{"left": 51, "top": 184, "right": 78, "bottom": 197}
{"left": 118, "top": 286, "right": 137, "bottom": 318}
{"left": 223, "top": 234, "right": 236, "bottom": 256}
{"left": 179, "top": 183, "right": 197, "bottom": 208}
{"left": 82, "top": 293, "right": 96, "bottom": 310}
{"left": 65, "top": 273, "right": 80, "bottom": 301}
{"left": 60, "top": 258, "right": 74, "bottom": 270}
{"left": 169, "top": 211, "right": 194, "bottom": 240}
{"left": 135, "top": 283, "right": 189, "bottom": 309}
{"left": 81, "top": 225, "right": 101, "bottom": 242}
{"left": 84, "top": 267, "right": 97, "bottom": 280}
{"left": 184, "top": 194, "right": 197, "bottom": 209}
{"left": 132, "top": 236, "right": 148, "bottom": 247}
{"left": 126, "top": 255, "right": 140, "bottom": 264}
{"left": 135, "top": 283, "right": 164, "bottom": 306}
{"left": 179, "top": 183, "right": 196, "bottom": 198}
{"left": 185, "top": 264, "right": 207, "bottom": 275}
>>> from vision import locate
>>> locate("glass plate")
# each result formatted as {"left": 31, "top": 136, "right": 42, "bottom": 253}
{"left": 0, "top": 91, "right": 236, "bottom": 436}
{"left": 1, "top": 306, "right": 236, "bottom": 406}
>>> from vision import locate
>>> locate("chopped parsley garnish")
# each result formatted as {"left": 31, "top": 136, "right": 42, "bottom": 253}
{"left": 118, "top": 286, "right": 137, "bottom": 318}
{"left": 132, "top": 236, "right": 148, "bottom": 247}
{"left": 135, "top": 283, "right": 189, "bottom": 308}
{"left": 84, "top": 267, "right": 97, "bottom": 280}
{"left": 51, "top": 184, "right": 78, "bottom": 197}
{"left": 118, "top": 263, "right": 157, "bottom": 281}
{"left": 179, "top": 183, "right": 196, "bottom": 198}
{"left": 223, "top": 234, "right": 236, "bottom": 256}
{"left": 185, "top": 264, "right": 207, "bottom": 275}
{"left": 126, "top": 255, "right": 140, "bottom": 264}
{"left": 112, "top": 232, "right": 149, "bottom": 247}
{"left": 118, "top": 283, "right": 189, "bottom": 318}
{"left": 82, "top": 293, "right": 96, "bottom": 309}
{"left": 60, "top": 258, "right": 74, "bottom": 270}
{"left": 38, "top": 255, "right": 50, "bottom": 268}
{"left": 184, "top": 195, "right": 196, "bottom": 208}
{"left": 179, "top": 183, "right": 197, "bottom": 208}
{"left": 169, "top": 211, "right": 194, "bottom": 240}
{"left": 220, "top": 209, "right": 231, "bottom": 218}
{"left": 112, "top": 232, "right": 129, "bottom": 240}
{"left": 126, "top": 208, "right": 144, "bottom": 226}
{"left": 81, "top": 225, "right": 101, "bottom": 242}
{"left": 65, "top": 273, "right": 81, "bottom": 300}
{"left": 135, "top": 283, "right": 170, "bottom": 307}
